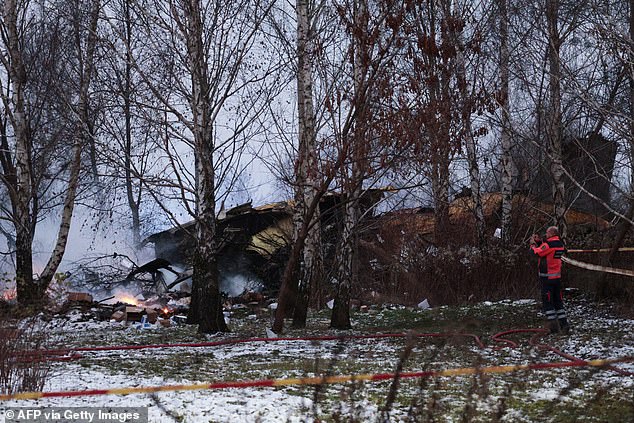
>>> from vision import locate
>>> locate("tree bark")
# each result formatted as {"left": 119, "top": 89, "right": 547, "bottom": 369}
{"left": 3, "top": 0, "right": 36, "bottom": 307}
{"left": 180, "top": 0, "right": 227, "bottom": 333}
{"left": 122, "top": 0, "right": 142, "bottom": 247}
{"left": 39, "top": 0, "right": 101, "bottom": 288}
{"left": 272, "top": 187, "right": 327, "bottom": 333}
{"left": 546, "top": 0, "right": 567, "bottom": 238}
{"left": 428, "top": 1, "right": 452, "bottom": 247}
{"left": 330, "top": 189, "right": 358, "bottom": 329}
{"left": 432, "top": 157, "right": 451, "bottom": 245}
{"left": 453, "top": 4, "right": 485, "bottom": 249}
{"left": 330, "top": 0, "right": 368, "bottom": 330}
{"left": 292, "top": 0, "right": 322, "bottom": 328}
{"left": 499, "top": 0, "right": 514, "bottom": 245}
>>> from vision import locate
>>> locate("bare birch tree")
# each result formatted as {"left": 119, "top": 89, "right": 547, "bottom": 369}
{"left": 271, "top": 0, "right": 407, "bottom": 332}
{"left": 0, "top": 0, "right": 101, "bottom": 307}
{"left": 291, "top": 0, "right": 323, "bottom": 328}
{"left": 270, "top": 1, "right": 343, "bottom": 334}
{"left": 39, "top": 0, "right": 101, "bottom": 286}
{"left": 329, "top": 0, "right": 371, "bottom": 330}
{"left": 449, "top": 1, "right": 491, "bottom": 249}
{"left": 100, "top": 0, "right": 145, "bottom": 247}
{"left": 0, "top": 0, "right": 35, "bottom": 305}
{"left": 105, "top": 0, "right": 277, "bottom": 333}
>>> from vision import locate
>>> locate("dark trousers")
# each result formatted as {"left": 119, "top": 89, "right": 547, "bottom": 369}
{"left": 540, "top": 277, "right": 568, "bottom": 328}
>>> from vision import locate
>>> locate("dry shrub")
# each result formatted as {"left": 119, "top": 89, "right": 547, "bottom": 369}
{"left": 355, "top": 229, "right": 537, "bottom": 306}
{"left": 0, "top": 318, "right": 51, "bottom": 395}
{"left": 355, "top": 215, "right": 537, "bottom": 305}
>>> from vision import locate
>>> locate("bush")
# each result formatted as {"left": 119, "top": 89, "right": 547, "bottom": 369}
{"left": 353, "top": 235, "right": 537, "bottom": 307}
{"left": 0, "top": 318, "right": 51, "bottom": 395}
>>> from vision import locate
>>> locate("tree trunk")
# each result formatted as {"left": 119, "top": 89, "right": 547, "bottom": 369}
{"left": 330, "top": 189, "right": 359, "bottom": 329}
{"left": 14, "top": 228, "right": 37, "bottom": 306}
{"left": 39, "top": 0, "right": 101, "bottom": 288}
{"left": 193, "top": 217, "right": 227, "bottom": 333}
{"left": 453, "top": 10, "right": 485, "bottom": 249}
{"left": 546, "top": 0, "right": 567, "bottom": 238}
{"left": 430, "top": 8, "right": 452, "bottom": 247}
{"left": 464, "top": 131, "right": 485, "bottom": 248}
{"left": 4, "top": 0, "right": 36, "bottom": 307}
{"left": 180, "top": 0, "right": 227, "bottom": 333}
{"left": 330, "top": 0, "right": 368, "bottom": 330}
{"left": 292, "top": 201, "right": 322, "bottom": 327}
{"left": 292, "top": 0, "right": 322, "bottom": 328}
{"left": 432, "top": 155, "right": 451, "bottom": 245}
{"left": 499, "top": 0, "right": 514, "bottom": 245}
{"left": 272, "top": 189, "right": 325, "bottom": 333}
{"left": 123, "top": 0, "right": 142, "bottom": 247}
{"left": 38, "top": 140, "right": 82, "bottom": 288}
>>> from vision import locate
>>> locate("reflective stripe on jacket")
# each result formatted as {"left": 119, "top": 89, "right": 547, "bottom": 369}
{"left": 531, "top": 236, "right": 566, "bottom": 279}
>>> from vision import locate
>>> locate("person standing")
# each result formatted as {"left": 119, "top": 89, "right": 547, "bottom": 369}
{"left": 530, "top": 226, "right": 570, "bottom": 334}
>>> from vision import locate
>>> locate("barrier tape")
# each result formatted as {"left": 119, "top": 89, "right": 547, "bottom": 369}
{"left": 567, "top": 247, "right": 634, "bottom": 253}
{"left": 490, "top": 329, "right": 633, "bottom": 376}
{"left": 1, "top": 357, "right": 631, "bottom": 401}
{"left": 562, "top": 256, "right": 634, "bottom": 278}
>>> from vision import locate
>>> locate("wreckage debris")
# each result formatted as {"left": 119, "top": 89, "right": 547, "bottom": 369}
{"left": 55, "top": 287, "right": 271, "bottom": 328}
{"left": 67, "top": 292, "right": 94, "bottom": 303}
{"left": 58, "top": 291, "right": 186, "bottom": 327}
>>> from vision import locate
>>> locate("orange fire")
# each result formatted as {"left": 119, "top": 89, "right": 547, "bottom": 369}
{"left": 162, "top": 307, "right": 170, "bottom": 314}
{"left": 2, "top": 289, "right": 16, "bottom": 301}
{"left": 116, "top": 293, "right": 139, "bottom": 306}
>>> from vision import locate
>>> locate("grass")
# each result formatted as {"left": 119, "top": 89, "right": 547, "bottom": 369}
{"left": 27, "top": 294, "right": 634, "bottom": 421}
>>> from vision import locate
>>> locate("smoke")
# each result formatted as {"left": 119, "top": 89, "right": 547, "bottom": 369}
{"left": 219, "top": 272, "right": 263, "bottom": 297}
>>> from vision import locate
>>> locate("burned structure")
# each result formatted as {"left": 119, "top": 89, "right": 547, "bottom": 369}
{"left": 144, "top": 202, "right": 291, "bottom": 296}
{"left": 143, "top": 190, "right": 388, "bottom": 297}
{"left": 139, "top": 181, "right": 612, "bottom": 307}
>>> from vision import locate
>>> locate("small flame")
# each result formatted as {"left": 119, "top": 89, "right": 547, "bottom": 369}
{"left": 2, "top": 289, "right": 16, "bottom": 301}
{"left": 162, "top": 307, "right": 170, "bottom": 314}
{"left": 116, "top": 293, "right": 139, "bottom": 306}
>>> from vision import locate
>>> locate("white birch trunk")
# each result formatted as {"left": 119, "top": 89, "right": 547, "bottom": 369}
{"left": 40, "top": 0, "right": 101, "bottom": 287}
{"left": 432, "top": 158, "right": 450, "bottom": 244}
{"left": 181, "top": 0, "right": 227, "bottom": 333}
{"left": 3, "top": 0, "right": 36, "bottom": 305}
{"left": 292, "top": 0, "right": 322, "bottom": 327}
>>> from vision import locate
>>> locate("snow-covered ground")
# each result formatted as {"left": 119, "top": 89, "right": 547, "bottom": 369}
{"left": 2, "top": 296, "right": 633, "bottom": 422}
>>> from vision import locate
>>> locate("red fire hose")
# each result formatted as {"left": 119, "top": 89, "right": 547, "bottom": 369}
{"left": 15, "top": 329, "right": 633, "bottom": 377}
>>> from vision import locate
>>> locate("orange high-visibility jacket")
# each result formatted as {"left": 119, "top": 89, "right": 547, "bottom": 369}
{"left": 531, "top": 236, "right": 566, "bottom": 279}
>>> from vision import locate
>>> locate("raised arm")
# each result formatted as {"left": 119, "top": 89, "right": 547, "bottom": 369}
{"left": 531, "top": 242, "right": 552, "bottom": 257}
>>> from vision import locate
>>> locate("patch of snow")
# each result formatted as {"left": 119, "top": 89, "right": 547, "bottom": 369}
{"left": 512, "top": 299, "right": 537, "bottom": 305}
{"left": 1, "top": 366, "right": 314, "bottom": 423}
